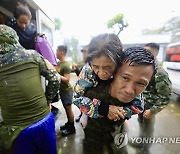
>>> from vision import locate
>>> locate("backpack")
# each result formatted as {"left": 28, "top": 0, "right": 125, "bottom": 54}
{"left": 35, "top": 34, "right": 57, "bottom": 66}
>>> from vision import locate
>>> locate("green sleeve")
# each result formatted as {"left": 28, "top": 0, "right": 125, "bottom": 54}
{"left": 34, "top": 52, "right": 61, "bottom": 102}
{"left": 62, "top": 62, "right": 71, "bottom": 74}
{"left": 150, "top": 67, "right": 172, "bottom": 114}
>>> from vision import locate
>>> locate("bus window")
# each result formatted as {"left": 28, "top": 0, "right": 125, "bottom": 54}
{"left": 165, "top": 42, "right": 180, "bottom": 62}
{"left": 41, "top": 23, "right": 53, "bottom": 46}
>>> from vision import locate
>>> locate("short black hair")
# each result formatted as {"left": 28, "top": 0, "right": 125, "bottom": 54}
{"left": 19, "top": 0, "right": 28, "bottom": 5}
{"left": 144, "top": 42, "right": 159, "bottom": 51}
{"left": 57, "top": 45, "right": 67, "bottom": 54}
{"left": 123, "top": 46, "right": 157, "bottom": 75}
{"left": 14, "top": 4, "right": 32, "bottom": 19}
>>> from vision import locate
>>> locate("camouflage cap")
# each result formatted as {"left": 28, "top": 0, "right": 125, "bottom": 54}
{"left": 0, "top": 25, "right": 23, "bottom": 54}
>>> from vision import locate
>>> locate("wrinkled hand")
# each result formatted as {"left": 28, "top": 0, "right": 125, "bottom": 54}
{"left": 107, "top": 105, "right": 125, "bottom": 121}
{"left": 143, "top": 109, "right": 154, "bottom": 119}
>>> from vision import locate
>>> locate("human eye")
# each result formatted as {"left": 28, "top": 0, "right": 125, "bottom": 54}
{"left": 122, "top": 75, "right": 129, "bottom": 81}
{"left": 136, "top": 81, "right": 147, "bottom": 87}
{"left": 105, "top": 66, "right": 113, "bottom": 72}
{"left": 92, "top": 65, "right": 99, "bottom": 69}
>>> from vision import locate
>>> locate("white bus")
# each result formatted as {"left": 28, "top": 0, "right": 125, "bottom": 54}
{"left": 163, "top": 41, "right": 180, "bottom": 96}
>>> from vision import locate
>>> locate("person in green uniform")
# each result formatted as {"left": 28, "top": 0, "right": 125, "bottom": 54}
{"left": 82, "top": 46, "right": 158, "bottom": 154}
{"left": 130, "top": 43, "right": 172, "bottom": 152}
{"left": 56, "top": 45, "right": 76, "bottom": 136}
{"left": 0, "top": 25, "right": 60, "bottom": 154}
{"left": 72, "top": 46, "right": 88, "bottom": 76}
{"left": 73, "top": 33, "right": 144, "bottom": 123}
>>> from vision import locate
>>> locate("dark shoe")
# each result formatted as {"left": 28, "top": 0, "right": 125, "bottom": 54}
{"left": 61, "top": 126, "right": 76, "bottom": 136}
{"left": 75, "top": 116, "right": 81, "bottom": 122}
{"left": 51, "top": 106, "right": 60, "bottom": 117}
{"left": 60, "top": 122, "right": 70, "bottom": 130}
{"left": 75, "top": 112, "right": 82, "bottom": 122}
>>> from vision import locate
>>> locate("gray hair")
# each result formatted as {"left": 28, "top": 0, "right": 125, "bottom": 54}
{"left": 86, "top": 33, "right": 123, "bottom": 68}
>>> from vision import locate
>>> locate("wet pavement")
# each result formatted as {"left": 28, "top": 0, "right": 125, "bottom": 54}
{"left": 54, "top": 73, "right": 180, "bottom": 154}
{"left": 53, "top": 94, "right": 180, "bottom": 154}
{"left": 0, "top": 73, "right": 180, "bottom": 154}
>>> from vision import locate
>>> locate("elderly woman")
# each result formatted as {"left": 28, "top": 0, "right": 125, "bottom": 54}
{"left": 0, "top": 25, "right": 60, "bottom": 154}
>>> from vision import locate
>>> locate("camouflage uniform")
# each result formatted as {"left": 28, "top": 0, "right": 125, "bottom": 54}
{"left": 73, "top": 63, "right": 144, "bottom": 119}
{"left": 138, "top": 64, "right": 172, "bottom": 144}
{"left": 0, "top": 25, "right": 60, "bottom": 152}
{"left": 83, "top": 80, "right": 135, "bottom": 153}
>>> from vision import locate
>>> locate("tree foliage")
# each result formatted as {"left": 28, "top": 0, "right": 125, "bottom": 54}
{"left": 54, "top": 18, "right": 62, "bottom": 31}
{"left": 162, "top": 16, "right": 180, "bottom": 34}
{"left": 142, "top": 16, "right": 180, "bottom": 42}
{"left": 107, "top": 13, "right": 128, "bottom": 35}
{"left": 63, "top": 37, "right": 79, "bottom": 62}
{"left": 162, "top": 16, "right": 180, "bottom": 42}
{"left": 70, "top": 37, "right": 79, "bottom": 63}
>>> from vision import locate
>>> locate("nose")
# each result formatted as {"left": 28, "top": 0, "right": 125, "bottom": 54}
{"left": 21, "top": 24, "right": 26, "bottom": 30}
{"left": 96, "top": 68, "right": 105, "bottom": 77}
{"left": 124, "top": 82, "right": 135, "bottom": 95}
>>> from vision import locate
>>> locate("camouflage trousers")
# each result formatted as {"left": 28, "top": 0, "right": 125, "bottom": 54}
{"left": 138, "top": 103, "right": 155, "bottom": 148}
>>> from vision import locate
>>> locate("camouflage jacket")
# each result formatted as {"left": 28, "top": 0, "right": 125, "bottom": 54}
{"left": 73, "top": 63, "right": 144, "bottom": 119}
{"left": 83, "top": 80, "right": 139, "bottom": 144}
{"left": 143, "top": 64, "right": 172, "bottom": 114}
{"left": 0, "top": 25, "right": 60, "bottom": 149}
{"left": 0, "top": 25, "right": 60, "bottom": 102}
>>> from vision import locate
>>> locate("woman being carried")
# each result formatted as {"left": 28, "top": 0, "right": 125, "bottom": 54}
{"left": 73, "top": 33, "right": 144, "bottom": 124}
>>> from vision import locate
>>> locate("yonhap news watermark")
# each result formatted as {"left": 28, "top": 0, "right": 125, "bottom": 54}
{"left": 130, "top": 136, "right": 180, "bottom": 144}
{"left": 114, "top": 132, "right": 180, "bottom": 148}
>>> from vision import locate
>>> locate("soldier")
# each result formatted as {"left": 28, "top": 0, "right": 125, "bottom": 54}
{"left": 72, "top": 47, "right": 88, "bottom": 76}
{"left": 56, "top": 45, "right": 76, "bottom": 136}
{"left": 82, "top": 46, "right": 158, "bottom": 154}
{"left": 130, "top": 43, "right": 172, "bottom": 152}
{"left": 0, "top": 25, "right": 60, "bottom": 154}
{"left": 73, "top": 33, "right": 144, "bottom": 123}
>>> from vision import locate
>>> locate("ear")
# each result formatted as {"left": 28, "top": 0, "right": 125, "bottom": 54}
{"left": 153, "top": 50, "right": 158, "bottom": 58}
